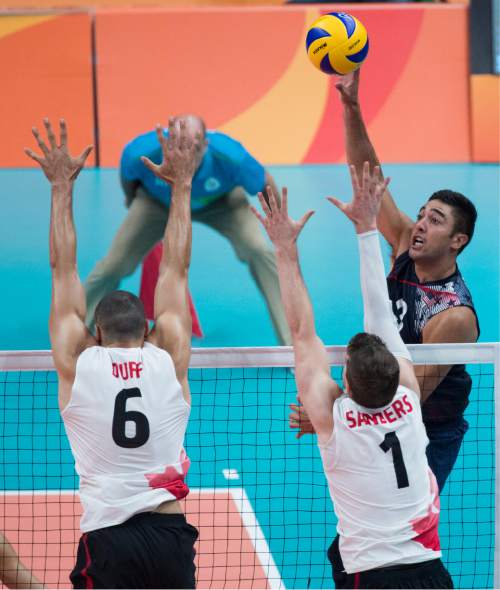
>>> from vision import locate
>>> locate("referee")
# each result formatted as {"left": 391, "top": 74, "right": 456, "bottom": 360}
{"left": 252, "top": 164, "right": 453, "bottom": 589}
{"left": 26, "top": 118, "right": 199, "bottom": 589}
{"left": 84, "top": 114, "right": 291, "bottom": 346}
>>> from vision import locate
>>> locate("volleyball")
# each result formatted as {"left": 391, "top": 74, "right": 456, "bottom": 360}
{"left": 306, "top": 12, "right": 369, "bottom": 75}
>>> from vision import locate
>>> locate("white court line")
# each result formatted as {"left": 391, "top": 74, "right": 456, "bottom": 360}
{"left": 0, "top": 488, "right": 286, "bottom": 590}
{"left": 230, "top": 487, "right": 285, "bottom": 590}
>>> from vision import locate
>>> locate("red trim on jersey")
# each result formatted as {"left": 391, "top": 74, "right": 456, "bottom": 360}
{"left": 410, "top": 470, "right": 441, "bottom": 552}
{"left": 81, "top": 533, "right": 94, "bottom": 589}
{"left": 146, "top": 474, "right": 190, "bottom": 499}
{"left": 389, "top": 276, "right": 460, "bottom": 301}
{"left": 145, "top": 449, "right": 191, "bottom": 499}
{"left": 353, "top": 572, "right": 360, "bottom": 589}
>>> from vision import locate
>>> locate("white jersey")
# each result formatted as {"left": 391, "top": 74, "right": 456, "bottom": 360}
{"left": 319, "top": 386, "right": 441, "bottom": 574}
{"left": 61, "top": 343, "right": 190, "bottom": 533}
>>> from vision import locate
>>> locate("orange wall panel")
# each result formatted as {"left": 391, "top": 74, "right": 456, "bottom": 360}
{"left": 471, "top": 74, "right": 499, "bottom": 163}
{"left": 1, "top": 0, "right": 283, "bottom": 7}
{"left": 0, "top": 13, "right": 95, "bottom": 168}
{"left": 359, "top": 5, "right": 470, "bottom": 163}
{"left": 95, "top": 7, "right": 308, "bottom": 166}
{"left": 95, "top": 5, "right": 470, "bottom": 166}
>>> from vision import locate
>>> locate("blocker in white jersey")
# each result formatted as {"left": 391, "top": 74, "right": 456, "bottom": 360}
{"left": 254, "top": 164, "right": 453, "bottom": 588}
{"left": 31, "top": 118, "right": 202, "bottom": 588}
{"left": 320, "top": 385, "right": 440, "bottom": 574}
{"left": 62, "top": 343, "right": 191, "bottom": 532}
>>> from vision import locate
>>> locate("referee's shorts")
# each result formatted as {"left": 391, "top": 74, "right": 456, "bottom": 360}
{"left": 328, "top": 536, "right": 454, "bottom": 589}
{"left": 71, "top": 512, "right": 198, "bottom": 589}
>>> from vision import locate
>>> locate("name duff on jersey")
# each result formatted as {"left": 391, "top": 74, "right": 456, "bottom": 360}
{"left": 346, "top": 394, "right": 414, "bottom": 428}
{"left": 112, "top": 361, "right": 143, "bottom": 380}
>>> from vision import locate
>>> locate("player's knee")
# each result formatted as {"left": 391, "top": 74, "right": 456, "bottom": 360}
{"left": 237, "top": 241, "right": 272, "bottom": 264}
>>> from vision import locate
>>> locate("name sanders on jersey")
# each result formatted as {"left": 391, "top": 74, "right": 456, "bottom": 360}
{"left": 345, "top": 394, "right": 414, "bottom": 429}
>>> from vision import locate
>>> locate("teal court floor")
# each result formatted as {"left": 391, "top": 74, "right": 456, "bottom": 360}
{"left": 1, "top": 163, "right": 498, "bottom": 349}
{"left": 0, "top": 163, "right": 499, "bottom": 589}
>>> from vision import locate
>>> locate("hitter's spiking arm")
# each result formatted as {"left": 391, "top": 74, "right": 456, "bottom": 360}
{"left": 336, "top": 71, "right": 414, "bottom": 256}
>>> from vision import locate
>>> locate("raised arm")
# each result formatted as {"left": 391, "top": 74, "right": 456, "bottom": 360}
{"left": 262, "top": 171, "right": 281, "bottom": 207}
{"left": 25, "top": 119, "right": 95, "bottom": 409}
{"left": 144, "top": 120, "right": 200, "bottom": 401}
{"left": 251, "top": 187, "right": 341, "bottom": 443}
{"left": 336, "top": 71, "right": 414, "bottom": 256}
{"left": 329, "top": 162, "right": 420, "bottom": 397}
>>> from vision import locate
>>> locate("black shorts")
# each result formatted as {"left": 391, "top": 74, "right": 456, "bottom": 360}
{"left": 328, "top": 536, "right": 453, "bottom": 589}
{"left": 70, "top": 512, "right": 198, "bottom": 589}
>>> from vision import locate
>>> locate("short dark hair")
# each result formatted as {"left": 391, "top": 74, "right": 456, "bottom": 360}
{"left": 94, "top": 291, "right": 146, "bottom": 343}
{"left": 345, "top": 333, "right": 400, "bottom": 409}
{"left": 428, "top": 190, "right": 477, "bottom": 254}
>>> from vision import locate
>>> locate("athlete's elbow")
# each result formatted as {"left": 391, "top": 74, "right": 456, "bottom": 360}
{"left": 158, "top": 262, "right": 188, "bottom": 282}
{"left": 290, "top": 319, "right": 315, "bottom": 342}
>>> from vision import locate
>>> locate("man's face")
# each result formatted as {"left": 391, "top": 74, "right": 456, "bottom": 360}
{"left": 409, "top": 200, "right": 465, "bottom": 263}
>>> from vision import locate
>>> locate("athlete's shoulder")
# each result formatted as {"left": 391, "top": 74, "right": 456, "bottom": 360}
{"left": 74, "top": 346, "right": 113, "bottom": 374}
{"left": 122, "top": 129, "right": 159, "bottom": 160}
{"left": 143, "top": 341, "right": 175, "bottom": 364}
{"left": 395, "top": 383, "right": 420, "bottom": 406}
{"left": 333, "top": 392, "right": 351, "bottom": 409}
{"left": 206, "top": 131, "right": 252, "bottom": 164}
{"left": 143, "top": 340, "right": 167, "bottom": 354}
{"left": 76, "top": 345, "right": 102, "bottom": 363}
{"left": 453, "top": 265, "right": 475, "bottom": 299}
{"left": 332, "top": 393, "right": 357, "bottom": 424}
{"left": 389, "top": 250, "right": 412, "bottom": 277}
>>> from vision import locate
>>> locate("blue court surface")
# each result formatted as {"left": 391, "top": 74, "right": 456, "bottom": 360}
{"left": 1, "top": 163, "right": 498, "bottom": 349}
{"left": 0, "top": 163, "right": 499, "bottom": 589}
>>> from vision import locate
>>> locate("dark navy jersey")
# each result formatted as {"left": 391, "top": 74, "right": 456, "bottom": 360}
{"left": 387, "top": 251, "right": 479, "bottom": 423}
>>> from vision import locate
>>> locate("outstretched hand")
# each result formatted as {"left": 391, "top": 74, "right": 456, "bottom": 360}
{"left": 250, "top": 186, "right": 314, "bottom": 250}
{"left": 335, "top": 69, "right": 360, "bottom": 107}
{"left": 25, "top": 119, "right": 93, "bottom": 184}
{"left": 141, "top": 118, "right": 201, "bottom": 186}
{"left": 328, "top": 162, "right": 390, "bottom": 234}
{"left": 289, "top": 402, "right": 316, "bottom": 439}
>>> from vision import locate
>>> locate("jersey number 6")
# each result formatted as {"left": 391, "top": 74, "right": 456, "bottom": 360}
{"left": 112, "top": 388, "right": 150, "bottom": 448}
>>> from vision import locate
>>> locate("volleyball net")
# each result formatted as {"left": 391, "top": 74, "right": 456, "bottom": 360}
{"left": 1, "top": 343, "right": 499, "bottom": 589}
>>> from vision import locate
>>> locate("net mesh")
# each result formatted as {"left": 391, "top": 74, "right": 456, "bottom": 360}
{"left": 0, "top": 345, "right": 497, "bottom": 589}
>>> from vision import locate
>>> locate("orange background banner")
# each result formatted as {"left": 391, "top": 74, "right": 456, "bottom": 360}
{"left": 0, "top": 13, "right": 95, "bottom": 167}
{"left": 95, "top": 4, "right": 471, "bottom": 166}
{"left": 0, "top": 4, "right": 477, "bottom": 167}
{"left": 470, "top": 74, "right": 500, "bottom": 163}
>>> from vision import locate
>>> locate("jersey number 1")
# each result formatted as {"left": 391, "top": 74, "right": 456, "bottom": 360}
{"left": 379, "top": 432, "right": 409, "bottom": 489}
{"left": 112, "top": 388, "right": 150, "bottom": 448}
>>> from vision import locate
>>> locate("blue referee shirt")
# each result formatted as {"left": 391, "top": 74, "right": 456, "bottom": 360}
{"left": 120, "top": 129, "right": 266, "bottom": 210}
